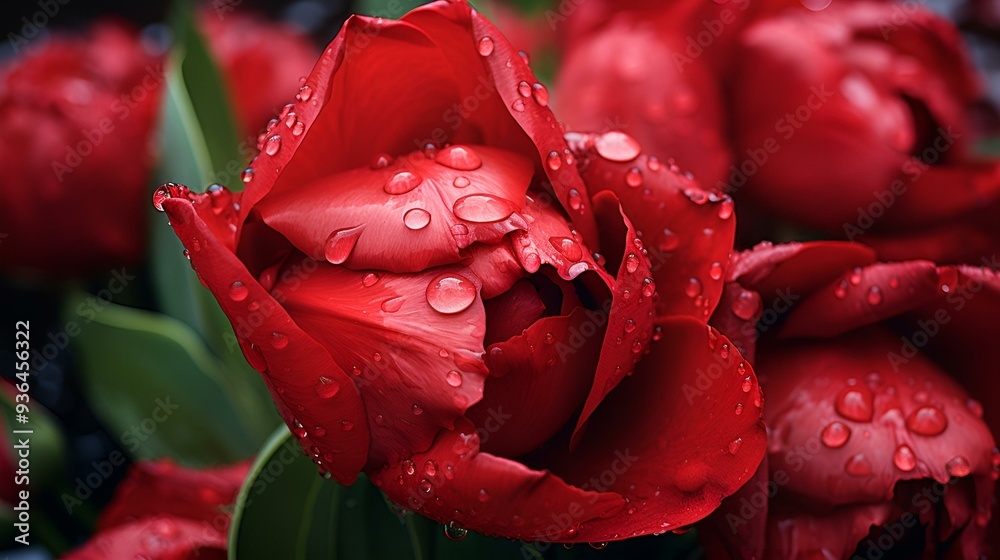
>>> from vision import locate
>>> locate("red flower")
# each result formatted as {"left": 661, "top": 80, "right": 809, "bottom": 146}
{"left": 199, "top": 8, "right": 319, "bottom": 140}
{"left": 701, "top": 242, "right": 999, "bottom": 559}
{"left": 726, "top": 3, "right": 1000, "bottom": 261}
{"left": 154, "top": 0, "right": 764, "bottom": 543}
{"left": 0, "top": 23, "right": 160, "bottom": 276}
{"left": 63, "top": 459, "right": 250, "bottom": 560}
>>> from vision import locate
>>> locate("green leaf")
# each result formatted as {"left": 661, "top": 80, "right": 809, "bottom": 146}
{"left": 355, "top": 0, "right": 426, "bottom": 17}
{"left": 0, "top": 387, "right": 66, "bottom": 488}
{"left": 68, "top": 295, "right": 268, "bottom": 465}
{"left": 230, "top": 429, "right": 433, "bottom": 560}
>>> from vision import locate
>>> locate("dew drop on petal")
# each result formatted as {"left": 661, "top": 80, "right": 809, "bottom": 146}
{"left": 821, "top": 421, "right": 851, "bottom": 448}
{"left": 426, "top": 273, "right": 477, "bottom": 314}
{"left": 477, "top": 37, "right": 494, "bottom": 56}
{"left": 734, "top": 403, "right": 744, "bottom": 415}
{"left": 517, "top": 81, "right": 531, "bottom": 97}
{"left": 845, "top": 454, "right": 873, "bottom": 476}
{"left": 834, "top": 280, "right": 848, "bottom": 299}
{"left": 906, "top": 405, "right": 948, "bottom": 436}
{"left": 946, "top": 456, "right": 971, "bottom": 477}
{"left": 625, "top": 167, "right": 643, "bottom": 187}
{"left": 511, "top": 99, "right": 525, "bottom": 112}
{"left": 867, "top": 286, "right": 883, "bottom": 305}
{"left": 594, "top": 131, "right": 641, "bottom": 162}
{"left": 324, "top": 225, "right": 364, "bottom": 264}
{"left": 385, "top": 171, "right": 423, "bottom": 194}
{"left": 727, "top": 438, "right": 743, "bottom": 455}
{"left": 741, "top": 376, "right": 753, "bottom": 393}
{"left": 546, "top": 151, "right": 562, "bottom": 170}
{"left": 315, "top": 376, "right": 340, "bottom": 399}
{"left": 381, "top": 297, "right": 405, "bottom": 313}
{"left": 446, "top": 370, "right": 463, "bottom": 387}
{"left": 229, "top": 281, "right": 249, "bottom": 301}
{"left": 453, "top": 176, "right": 470, "bottom": 188}
{"left": 412, "top": 404, "right": 424, "bottom": 416}
{"left": 264, "top": 135, "right": 281, "bottom": 156}
{"left": 709, "top": 262, "right": 723, "bottom": 280}
{"left": 625, "top": 253, "right": 640, "bottom": 273}
{"left": 836, "top": 387, "right": 874, "bottom": 422}
{"left": 531, "top": 83, "right": 549, "bottom": 106}
{"left": 435, "top": 145, "right": 482, "bottom": 171}
{"left": 241, "top": 167, "right": 255, "bottom": 183}
{"left": 270, "top": 332, "right": 288, "bottom": 349}
{"left": 567, "top": 189, "right": 583, "bottom": 211}
{"left": 718, "top": 199, "right": 734, "bottom": 220}
{"left": 403, "top": 208, "right": 432, "bottom": 230}
{"left": 685, "top": 277, "right": 703, "bottom": 298}
{"left": 370, "top": 153, "right": 393, "bottom": 169}
{"left": 453, "top": 194, "right": 516, "bottom": 223}
{"left": 362, "top": 272, "right": 379, "bottom": 287}
{"left": 296, "top": 84, "right": 312, "bottom": 101}
{"left": 893, "top": 445, "right": 917, "bottom": 472}
{"left": 659, "top": 228, "right": 679, "bottom": 252}
{"left": 549, "top": 237, "right": 583, "bottom": 261}
{"left": 444, "top": 521, "right": 468, "bottom": 541}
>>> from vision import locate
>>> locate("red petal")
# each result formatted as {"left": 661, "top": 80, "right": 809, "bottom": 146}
{"left": 760, "top": 328, "right": 996, "bottom": 509}
{"left": 275, "top": 260, "right": 487, "bottom": 466}
{"left": 162, "top": 196, "right": 369, "bottom": 484}
{"left": 762, "top": 503, "right": 898, "bottom": 560}
{"left": 780, "top": 260, "right": 941, "bottom": 338}
{"left": 571, "top": 194, "right": 657, "bottom": 447}
{"left": 509, "top": 191, "right": 603, "bottom": 282}
{"left": 727, "top": 241, "right": 878, "bottom": 298}
{"left": 96, "top": 460, "right": 249, "bottom": 531}
{"left": 255, "top": 144, "right": 533, "bottom": 272}
{"left": 549, "top": 318, "right": 766, "bottom": 541}
{"left": 369, "top": 416, "right": 624, "bottom": 542}
{"left": 482, "top": 279, "right": 546, "bottom": 347}
{"left": 699, "top": 457, "right": 769, "bottom": 560}
{"left": 470, "top": 307, "right": 601, "bottom": 458}
{"left": 62, "top": 516, "right": 227, "bottom": 560}
{"left": 567, "top": 131, "right": 736, "bottom": 321}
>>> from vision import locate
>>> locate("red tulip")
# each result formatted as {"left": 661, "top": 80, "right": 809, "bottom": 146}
{"left": 0, "top": 23, "right": 160, "bottom": 276}
{"left": 701, "top": 241, "right": 1000, "bottom": 559}
{"left": 726, "top": 2, "right": 1000, "bottom": 259}
{"left": 153, "top": 0, "right": 763, "bottom": 543}
{"left": 63, "top": 459, "right": 249, "bottom": 560}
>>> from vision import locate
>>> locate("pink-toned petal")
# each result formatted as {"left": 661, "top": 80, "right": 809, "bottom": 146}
{"left": 62, "top": 516, "right": 227, "bottom": 560}
{"left": 369, "top": 417, "right": 624, "bottom": 542}
{"left": 275, "top": 260, "right": 487, "bottom": 467}
{"left": 161, "top": 195, "right": 369, "bottom": 484}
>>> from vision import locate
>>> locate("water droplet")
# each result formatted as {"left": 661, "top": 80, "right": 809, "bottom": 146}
{"left": 435, "top": 145, "right": 482, "bottom": 170}
{"left": 946, "top": 456, "right": 971, "bottom": 477}
{"left": 402, "top": 459, "right": 416, "bottom": 476}
{"left": 594, "top": 131, "right": 641, "bottom": 162}
{"left": 296, "top": 84, "right": 312, "bottom": 102}
{"left": 477, "top": 36, "right": 494, "bottom": 56}
{"left": 324, "top": 225, "right": 365, "bottom": 264}
{"left": 370, "top": 153, "right": 393, "bottom": 169}
{"left": 291, "top": 420, "right": 307, "bottom": 439}
{"left": 362, "top": 273, "right": 379, "bottom": 287}
{"left": 906, "top": 405, "right": 948, "bottom": 436}
{"left": 478, "top": 488, "right": 489, "bottom": 502}
{"left": 821, "top": 421, "right": 851, "bottom": 448}
{"left": 548, "top": 237, "right": 583, "bottom": 262}
{"left": 741, "top": 376, "right": 753, "bottom": 393}
{"left": 625, "top": 167, "right": 643, "bottom": 187}
{"left": 718, "top": 199, "right": 734, "bottom": 220}
{"left": 867, "top": 286, "right": 883, "bottom": 305}
{"left": 836, "top": 387, "right": 874, "bottom": 422}
{"left": 624, "top": 318, "right": 637, "bottom": 333}
{"left": 426, "top": 273, "right": 476, "bottom": 314}
{"left": 264, "top": 135, "right": 281, "bottom": 156}
{"left": 292, "top": 120, "right": 305, "bottom": 136}
{"left": 659, "top": 229, "right": 679, "bottom": 251}
{"left": 546, "top": 151, "right": 562, "bottom": 170}
{"left": 728, "top": 438, "right": 743, "bottom": 455}
{"left": 625, "top": 253, "right": 640, "bottom": 273}
{"left": 589, "top": 542, "right": 608, "bottom": 550}
{"left": 446, "top": 370, "right": 463, "bottom": 387}
{"left": 567, "top": 189, "right": 583, "bottom": 211}
{"left": 845, "top": 454, "right": 872, "bottom": 476}
{"left": 730, "top": 290, "right": 759, "bottom": 320}
{"left": 631, "top": 340, "right": 642, "bottom": 354}
{"left": 381, "top": 297, "right": 405, "bottom": 313}
{"left": 642, "top": 278, "right": 655, "bottom": 298}
{"left": 403, "top": 208, "right": 432, "bottom": 230}
{"left": 152, "top": 185, "right": 172, "bottom": 211}
{"left": 531, "top": 83, "right": 549, "bottom": 106}
{"left": 893, "top": 445, "right": 917, "bottom": 472}
{"left": 453, "top": 176, "right": 470, "bottom": 188}
{"left": 385, "top": 171, "right": 423, "bottom": 194}
{"left": 241, "top": 167, "right": 255, "bottom": 183}
{"left": 270, "top": 332, "right": 288, "bottom": 349}
{"left": 453, "top": 194, "right": 517, "bottom": 223}
{"left": 229, "top": 282, "right": 249, "bottom": 301}
{"left": 511, "top": 99, "right": 525, "bottom": 112}
{"left": 709, "top": 262, "right": 723, "bottom": 280}
{"left": 967, "top": 399, "right": 984, "bottom": 418}
{"left": 849, "top": 268, "right": 863, "bottom": 285}
{"left": 315, "top": 376, "right": 340, "bottom": 399}
{"left": 444, "top": 520, "right": 468, "bottom": 541}
{"left": 685, "top": 278, "right": 703, "bottom": 298}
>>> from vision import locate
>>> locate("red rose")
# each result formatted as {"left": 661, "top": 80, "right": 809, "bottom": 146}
{"left": 199, "top": 8, "right": 319, "bottom": 140}
{"left": 154, "top": 0, "right": 764, "bottom": 543}
{"left": 726, "top": 3, "right": 1000, "bottom": 261}
{"left": 701, "top": 242, "right": 999, "bottom": 559}
{"left": 63, "top": 459, "right": 250, "bottom": 560}
{"left": 0, "top": 23, "right": 160, "bottom": 276}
